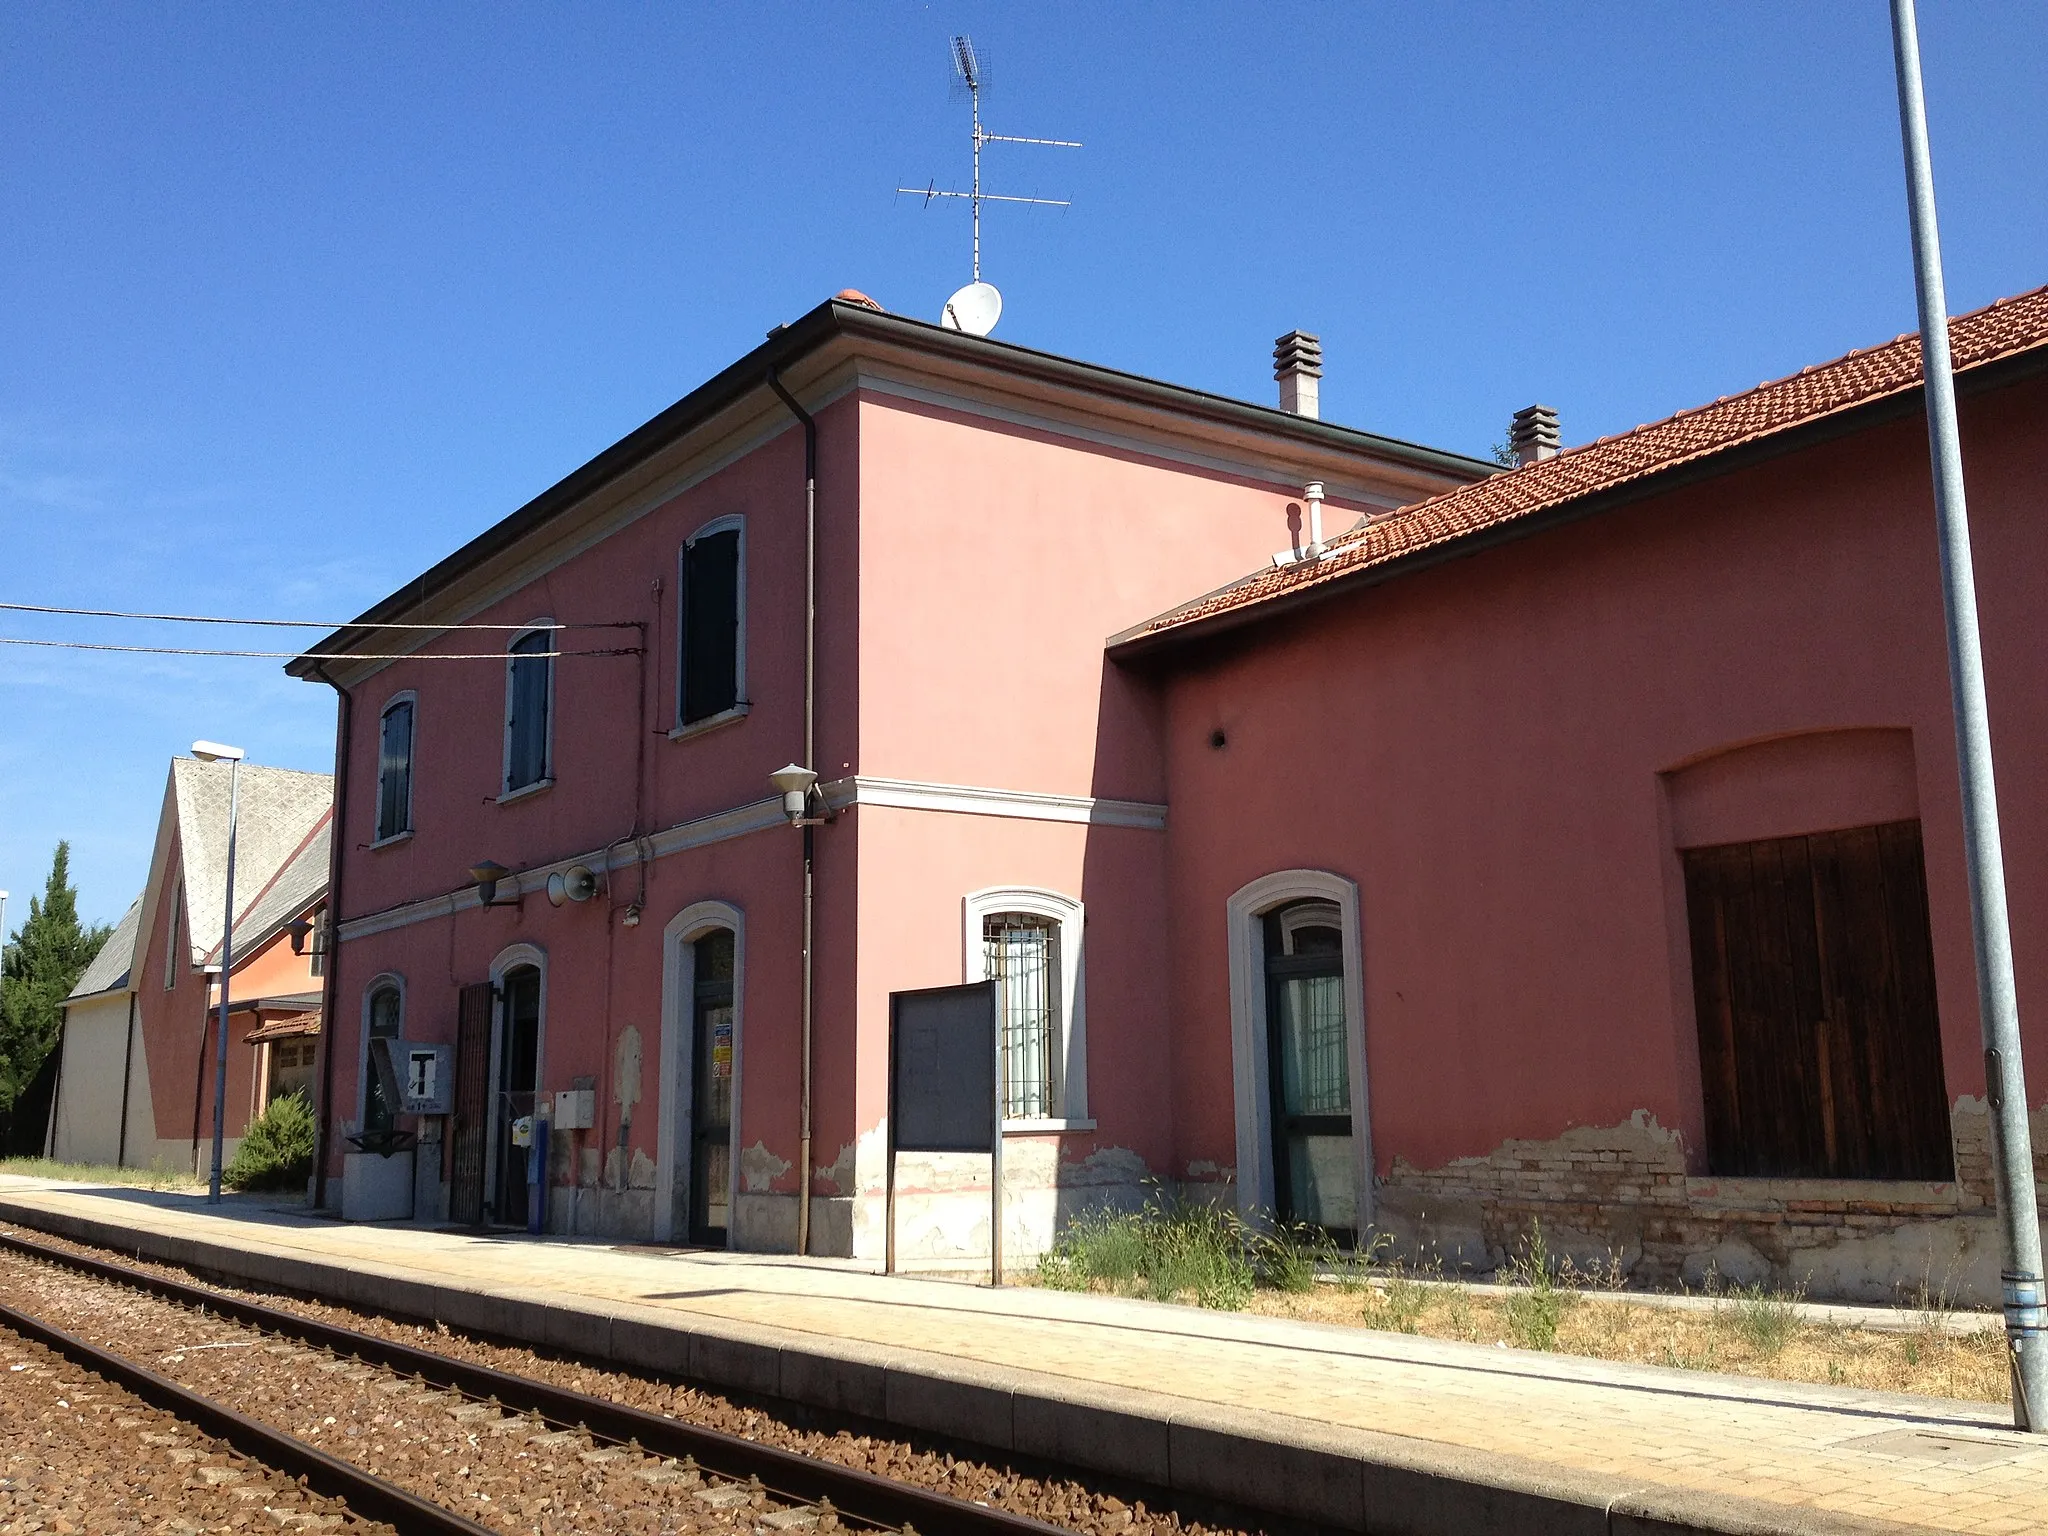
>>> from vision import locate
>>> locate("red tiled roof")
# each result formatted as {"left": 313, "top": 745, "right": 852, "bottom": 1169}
{"left": 1122, "top": 285, "right": 2048, "bottom": 648}
{"left": 243, "top": 1011, "right": 322, "bottom": 1044}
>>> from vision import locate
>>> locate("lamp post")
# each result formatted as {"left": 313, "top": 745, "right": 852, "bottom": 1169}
{"left": 193, "top": 741, "right": 245, "bottom": 1205}
{"left": 1889, "top": 0, "right": 2047, "bottom": 1430}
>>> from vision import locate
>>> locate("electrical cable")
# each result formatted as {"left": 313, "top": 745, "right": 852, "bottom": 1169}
{"left": 0, "top": 600, "right": 633, "bottom": 631}
{"left": 0, "top": 636, "right": 642, "bottom": 660}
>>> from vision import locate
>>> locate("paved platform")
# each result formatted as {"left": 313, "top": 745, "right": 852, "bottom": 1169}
{"left": 0, "top": 1178, "right": 2040, "bottom": 1536}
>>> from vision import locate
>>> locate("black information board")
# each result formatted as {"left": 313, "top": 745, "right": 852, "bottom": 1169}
{"left": 886, "top": 981, "right": 1001, "bottom": 1280}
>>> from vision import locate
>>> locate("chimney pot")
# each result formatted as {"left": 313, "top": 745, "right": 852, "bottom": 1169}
{"left": 1508, "top": 403, "right": 1560, "bottom": 466}
{"left": 1274, "top": 330, "right": 1323, "bottom": 419}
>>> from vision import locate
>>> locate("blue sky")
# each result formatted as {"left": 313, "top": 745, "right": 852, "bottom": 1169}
{"left": 2, "top": 3, "right": 2044, "bottom": 927}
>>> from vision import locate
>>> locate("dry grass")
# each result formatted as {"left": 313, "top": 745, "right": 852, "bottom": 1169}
{"left": 0, "top": 1157, "right": 200, "bottom": 1192}
{"left": 1243, "top": 1277, "right": 2011, "bottom": 1403}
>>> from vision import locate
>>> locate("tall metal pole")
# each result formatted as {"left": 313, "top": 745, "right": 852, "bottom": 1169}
{"left": 208, "top": 757, "right": 241, "bottom": 1204}
{"left": 969, "top": 76, "right": 982, "bottom": 283}
{"left": 1889, "top": 0, "right": 2047, "bottom": 1431}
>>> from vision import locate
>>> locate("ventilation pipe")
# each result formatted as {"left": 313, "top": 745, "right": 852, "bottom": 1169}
{"left": 1273, "top": 331, "right": 1323, "bottom": 419}
{"left": 1303, "top": 481, "right": 1327, "bottom": 559}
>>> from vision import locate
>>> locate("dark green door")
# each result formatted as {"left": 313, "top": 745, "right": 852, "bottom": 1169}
{"left": 689, "top": 931, "right": 735, "bottom": 1245}
{"left": 1264, "top": 901, "right": 1355, "bottom": 1236}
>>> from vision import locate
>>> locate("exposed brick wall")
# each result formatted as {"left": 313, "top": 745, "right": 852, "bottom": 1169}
{"left": 1372, "top": 1104, "right": 2045, "bottom": 1305}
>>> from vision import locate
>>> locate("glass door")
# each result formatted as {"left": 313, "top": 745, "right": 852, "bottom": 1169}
{"left": 490, "top": 966, "right": 541, "bottom": 1226}
{"left": 1263, "top": 902, "right": 1355, "bottom": 1236}
{"left": 689, "top": 930, "right": 735, "bottom": 1245}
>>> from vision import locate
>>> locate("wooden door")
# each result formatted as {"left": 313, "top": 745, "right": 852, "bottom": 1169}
{"left": 1683, "top": 820, "right": 1952, "bottom": 1179}
{"left": 449, "top": 981, "right": 493, "bottom": 1225}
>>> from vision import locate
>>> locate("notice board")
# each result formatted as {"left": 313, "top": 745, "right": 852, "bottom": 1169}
{"left": 886, "top": 981, "right": 1001, "bottom": 1280}
{"left": 890, "top": 982, "right": 996, "bottom": 1153}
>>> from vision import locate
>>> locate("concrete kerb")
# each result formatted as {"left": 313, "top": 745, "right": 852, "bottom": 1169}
{"left": 0, "top": 1196, "right": 1942, "bottom": 1536}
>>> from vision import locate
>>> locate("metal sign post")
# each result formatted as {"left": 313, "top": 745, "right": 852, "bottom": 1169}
{"left": 886, "top": 982, "right": 998, "bottom": 1283}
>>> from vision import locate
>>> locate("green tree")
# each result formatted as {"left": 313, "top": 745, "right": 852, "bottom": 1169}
{"left": 0, "top": 842, "right": 112, "bottom": 1118}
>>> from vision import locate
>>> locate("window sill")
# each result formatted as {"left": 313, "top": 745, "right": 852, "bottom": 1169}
{"left": 497, "top": 778, "right": 554, "bottom": 807}
{"left": 1002, "top": 1117, "right": 1097, "bottom": 1136}
{"left": 669, "top": 703, "right": 751, "bottom": 742}
{"left": 368, "top": 830, "right": 414, "bottom": 851}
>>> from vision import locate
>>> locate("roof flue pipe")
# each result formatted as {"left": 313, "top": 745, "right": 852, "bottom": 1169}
{"left": 1274, "top": 331, "right": 1323, "bottom": 419}
{"left": 1509, "top": 403, "right": 1561, "bottom": 466}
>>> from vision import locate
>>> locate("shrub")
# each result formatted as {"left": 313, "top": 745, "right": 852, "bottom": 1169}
{"left": 223, "top": 1092, "right": 315, "bottom": 1193}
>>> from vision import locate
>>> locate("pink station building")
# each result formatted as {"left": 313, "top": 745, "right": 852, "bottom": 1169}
{"left": 295, "top": 284, "right": 2048, "bottom": 1303}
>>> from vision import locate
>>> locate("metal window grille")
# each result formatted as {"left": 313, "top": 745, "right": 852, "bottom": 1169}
{"left": 984, "top": 914, "right": 1059, "bottom": 1119}
{"left": 364, "top": 986, "right": 402, "bottom": 1133}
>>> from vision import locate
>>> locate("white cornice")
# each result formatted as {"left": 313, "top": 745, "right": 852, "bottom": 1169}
{"left": 336, "top": 777, "right": 1165, "bottom": 942}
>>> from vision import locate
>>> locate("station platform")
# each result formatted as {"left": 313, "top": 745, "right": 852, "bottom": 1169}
{"left": 0, "top": 1177, "right": 2039, "bottom": 1536}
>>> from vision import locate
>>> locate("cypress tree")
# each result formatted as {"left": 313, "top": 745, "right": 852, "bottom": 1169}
{"left": 0, "top": 842, "right": 112, "bottom": 1121}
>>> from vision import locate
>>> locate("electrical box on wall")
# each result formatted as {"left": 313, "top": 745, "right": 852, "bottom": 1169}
{"left": 553, "top": 1088, "right": 595, "bottom": 1129}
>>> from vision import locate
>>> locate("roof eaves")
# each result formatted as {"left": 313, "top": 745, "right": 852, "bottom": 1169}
{"left": 287, "top": 302, "right": 1497, "bottom": 676}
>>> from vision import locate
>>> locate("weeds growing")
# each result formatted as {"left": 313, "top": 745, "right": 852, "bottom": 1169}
{"left": 1036, "top": 1192, "right": 1255, "bottom": 1309}
{"left": 0, "top": 1156, "right": 197, "bottom": 1191}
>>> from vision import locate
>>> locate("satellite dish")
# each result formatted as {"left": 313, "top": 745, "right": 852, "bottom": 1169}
{"left": 941, "top": 281, "right": 1002, "bottom": 336}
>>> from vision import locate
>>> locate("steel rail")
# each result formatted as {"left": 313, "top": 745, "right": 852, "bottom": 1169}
{"left": 0, "top": 1295, "right": 495, "bottom": 1536}
{"left": 0, "top": 1229, "right": 1071, "bottom": 1536}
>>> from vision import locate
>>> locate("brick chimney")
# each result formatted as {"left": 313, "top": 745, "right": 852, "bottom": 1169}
{"left": 1273, "top": 331, "right": 1323, "bottom": 419}
{"left": 1508, "top": 404, "right": 1561, "bottom": 466}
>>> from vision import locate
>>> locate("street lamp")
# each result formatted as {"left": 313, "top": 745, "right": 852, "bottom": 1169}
{"left": 193, "top": 740, "right": 245, "bottom": 1205}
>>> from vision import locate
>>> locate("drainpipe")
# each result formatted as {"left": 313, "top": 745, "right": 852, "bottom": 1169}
{"left": 766, "top": 367, "right": 817, "bottom": 1257}
{"left": 310, "top": 666, "right": 353, "bottom": 1213}
{"left": 116, "top": 990, "right": 137, "bottom": 1167}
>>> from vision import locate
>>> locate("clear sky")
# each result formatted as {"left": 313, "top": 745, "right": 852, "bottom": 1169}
{"left": 2, "top": 3, "right": 2044, "bottom": 926}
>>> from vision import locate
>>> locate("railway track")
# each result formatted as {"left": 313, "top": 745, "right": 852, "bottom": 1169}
{"left": 0, "top": 1228, "right": 1090, "bottom": 1536}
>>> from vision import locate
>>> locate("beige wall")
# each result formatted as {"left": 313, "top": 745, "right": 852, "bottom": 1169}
{"left": 50, "top": 992, "right": 154, "bottom": 1167}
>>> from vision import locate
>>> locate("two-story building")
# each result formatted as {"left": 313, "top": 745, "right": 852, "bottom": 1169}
{"left": 296, "top": 282, "right": 2048, "bottom": 1302}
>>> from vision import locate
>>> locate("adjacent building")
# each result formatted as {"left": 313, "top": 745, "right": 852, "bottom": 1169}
{"left": 47, "top": 757, "right": 332, "bottom": 1174}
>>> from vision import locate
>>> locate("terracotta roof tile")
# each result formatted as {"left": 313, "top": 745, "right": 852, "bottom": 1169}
{"left": 1125, "top": 285, "right": 2048, "bottom": 646}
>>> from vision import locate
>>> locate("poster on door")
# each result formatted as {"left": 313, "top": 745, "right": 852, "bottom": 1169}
{"left": 710, "top": 1013, "right": 733, "bottom": 1080}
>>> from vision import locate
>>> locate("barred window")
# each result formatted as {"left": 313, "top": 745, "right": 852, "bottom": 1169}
{"left": 363, "top": 984, "right": 402, "bottom": 1134}
{"left": 985, "top": 913, "right": 1059, "bottom": 1119}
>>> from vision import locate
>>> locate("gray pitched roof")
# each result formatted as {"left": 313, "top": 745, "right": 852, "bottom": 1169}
{"left": 169, "top": 758, "right": 333, "bottom": 967}
{"left": 66, "top": 897, "right": 142, "bottom": 1001}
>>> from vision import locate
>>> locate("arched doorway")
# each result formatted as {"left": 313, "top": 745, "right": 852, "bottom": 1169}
{"left": 486, "top": 947, "right": 545, "bottom": 1227}
{"left": 658, "top": 902, "right": 744, "bottom": 1246}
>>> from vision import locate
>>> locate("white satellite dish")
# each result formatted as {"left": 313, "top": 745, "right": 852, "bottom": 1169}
{"left": 940, "top": 281, "right": 1002, "bottom": 336}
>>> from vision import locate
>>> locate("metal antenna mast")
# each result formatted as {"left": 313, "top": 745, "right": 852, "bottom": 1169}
{"left": 898, "top": 34, "right": 1080, "bottom": 287}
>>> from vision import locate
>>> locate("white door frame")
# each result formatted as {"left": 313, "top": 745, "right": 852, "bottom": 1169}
{"left": 1225, "top": 870, "right": 1373, "bottom": 1231}
{"left": 485, "top": 943, "right": 547, "bottom": 1219}
{"left": 657, "top": 901, "right": 745, "bottom": 1245}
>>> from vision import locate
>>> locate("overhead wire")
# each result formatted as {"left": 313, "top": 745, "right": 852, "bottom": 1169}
{"left": 0, "top": 600, "right": 633, "bottom": 631}
{"left": 0, "top": 636, "right": 641, "bottom": 660}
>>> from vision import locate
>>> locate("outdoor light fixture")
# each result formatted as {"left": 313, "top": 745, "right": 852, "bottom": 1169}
{"left": 468, "top": 860, "right": 512, "bottom": 906}
{"left": 769, "top": 763, "right": 820, "bottom": 826}
{"left": 286, "top": 915, "right": 314, "bottom": 956}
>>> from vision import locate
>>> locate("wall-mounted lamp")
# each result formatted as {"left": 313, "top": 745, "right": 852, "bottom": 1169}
{"left": 468, "top": 860, "right": 513, "bottom": 906}
{"left": 769, "top": 763, "right": 827, "bottom": 827}
{"left": 287, "top": 915, "right": 315, "bottom": 956}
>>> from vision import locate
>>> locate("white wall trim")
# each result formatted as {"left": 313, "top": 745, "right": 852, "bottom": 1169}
{"left": 963, "top": 886, "right": 1087, "bottom": 1122}
{"left": 1224, "top": 869, "right": 1373, "bottom": 1232}
{"left": 485, "top": 942, "right": 547, "bottom": 1220}
{"left": 657, "top": 900, "right": 745, "bottom": 1246}
{"left": 338, "top": 778, "right": 1166, "bottom": 943}
{"left": 677, "top": 514, "right": 747, "bottom": 729}
{"left": 832, "top": 775, "right": 1166, "bottom": 830}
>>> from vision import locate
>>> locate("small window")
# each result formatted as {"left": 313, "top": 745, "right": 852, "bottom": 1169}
{"left": 265, "top": 1039, "right": 318, "bottom": 1109}
{"left": 504, "top": 626, "right": 554, "bottom": 794}
{"left": 363, "top": 984, "right": 403, "bottom": 1134}
{"left": 985, "top": 914, "right": 1060, "bottom": 1120}
{"left": 679, "top": 522, "right": 743, "bottom": 725}
{"left": 376, "top": 696, "right": 415, "bottom": 841}
{"left": 163, "top": 882, "right": 182, "bottom": 990}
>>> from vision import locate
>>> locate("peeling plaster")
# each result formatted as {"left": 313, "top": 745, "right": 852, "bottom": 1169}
{"left": 613, "top": 1026, "right": 644, "bottom": 1125}
{"left": 741, "top": 1140, "right": 791, "bottom": 1193}
{"left": 814, "top": 1140, "right": 856, "bottom": 1197}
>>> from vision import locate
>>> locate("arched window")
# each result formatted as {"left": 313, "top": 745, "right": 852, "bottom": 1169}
{"left": 502, "top": 624, "right": 555, "bottom": 796}
{"left": 677, "top": 517, "right": 746, "bottom": 730}
{"left": 963, "top": 887, "right": 1087, "bottom": 1125}
{"left": 375, "top": 694, "right": 415, "bottom": 842}
{"left": 362, "top": 980, "right": 403, "bottom": 1134}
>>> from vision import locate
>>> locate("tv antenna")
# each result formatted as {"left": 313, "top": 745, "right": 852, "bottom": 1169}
{"left": 896, "top": 34, "right": 1080, "bottom": 334}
